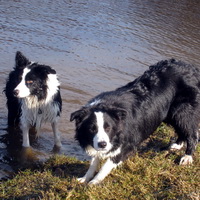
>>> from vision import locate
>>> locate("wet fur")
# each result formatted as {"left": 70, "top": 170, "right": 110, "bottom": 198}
{"left": 4, "top": 51, "right": 62, "bottom": 148}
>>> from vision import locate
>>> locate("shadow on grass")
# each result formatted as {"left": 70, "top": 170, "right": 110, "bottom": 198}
{"left": 50, "top": 162, "right": 89, "bottom": 178}
{"left": 137, "top": 123, "right": 185, "bottom": 164}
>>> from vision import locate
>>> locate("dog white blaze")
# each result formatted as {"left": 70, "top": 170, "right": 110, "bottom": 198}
{"left": 15, "top": 68, "right": 31, "bottom": 98}
{"left": 93, "top": 112, "right": 112, "bottom": 152}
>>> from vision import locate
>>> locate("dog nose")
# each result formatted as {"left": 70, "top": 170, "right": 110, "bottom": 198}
{"left": 13, "top": 89, "right": 19, "bottom": 97}
{"left": 98, "top": 141, "right": 107, "bottom": 148}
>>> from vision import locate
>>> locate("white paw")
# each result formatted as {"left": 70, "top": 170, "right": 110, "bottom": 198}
{"left": 88, "top": 179, "right": 101, "bottom": 185}
{"left": 179, "top": 155, "right": 193, "bottom": 165}
{"left": 22, "top": 144, "right": 30, "bottom": 148}
{"left": 55, "top": 141, "right": 62, "bottom": 147}
{"left": 77, "top": 177, "right": 87, "bottom": 183}
{"left": 170, "top": 142, "right": 184, "bottom": 150}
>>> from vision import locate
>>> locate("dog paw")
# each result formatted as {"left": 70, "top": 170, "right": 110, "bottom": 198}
{"left": 35, "top": 133, "right": 40, "bottom": 139}
{"left": 88, "top": 179, "right": 101, "bottom": 185}
{"left": 170, "top": 142, "right": 184, "bottom": 151}
{"left": 52, "top": 144, "right": 62, "bottom": 153}
{"left": 179, "top": 155, "right": 193, "bottom": 165}
{"left": 77, "top": 177, "right": 87, "bottom": 183}
{"left": 55, "top": 141, "right": 62, "bottom": 147}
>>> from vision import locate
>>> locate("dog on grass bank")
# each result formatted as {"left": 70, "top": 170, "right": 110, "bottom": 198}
{"left": 71, "top": 59, "right": 199, "bottom": 185}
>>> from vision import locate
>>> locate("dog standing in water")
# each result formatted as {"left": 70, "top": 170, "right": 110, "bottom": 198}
{"left": 5, "top": 51, "right": 62, "bottom": 148}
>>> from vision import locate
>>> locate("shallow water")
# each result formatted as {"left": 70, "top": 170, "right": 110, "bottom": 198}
{"left": 0, "top": 0, "right": 200, "bottom": 179}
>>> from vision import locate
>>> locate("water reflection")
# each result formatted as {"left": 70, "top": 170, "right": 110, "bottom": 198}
{"left": 0, "top": 0, "right": 200, "bottom": 179}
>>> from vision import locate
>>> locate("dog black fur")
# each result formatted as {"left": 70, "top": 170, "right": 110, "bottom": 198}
{"left": 4, "top": 51, "right": 62, "bottom": 148}
{"left": 71, "top": 59, "right": 200, "bottom": 184}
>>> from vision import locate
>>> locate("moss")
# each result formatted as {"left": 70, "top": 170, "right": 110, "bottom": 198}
{"left": 1, "top": 124, "right": 200, "bottom": 200}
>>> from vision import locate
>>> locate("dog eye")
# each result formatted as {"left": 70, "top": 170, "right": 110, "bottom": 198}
{"left": 26, "top": 80, "right": 33, "bottom": 84}
{"left": 104, "top": 123, "right": 111, "bottom": 132}
{"left": 89, "top": 124, "right": 97, "bottom": 133}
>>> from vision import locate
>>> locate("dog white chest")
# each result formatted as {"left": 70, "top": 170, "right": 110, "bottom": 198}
{"left": 20, "top": 97, "right": 59, "bottom": 129}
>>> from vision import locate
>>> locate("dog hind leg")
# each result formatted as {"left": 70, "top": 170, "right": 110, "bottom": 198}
{"left": 168, "top": 105, "right": 199, "bottom": 165}
{"left": 180, "top": 131, "right": 199, "bottom": 165}
{"left": 170, "top": 138, "right": 184, "bottom": 151}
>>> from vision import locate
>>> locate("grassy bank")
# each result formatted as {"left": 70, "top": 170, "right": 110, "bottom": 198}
{"left": 1, "top": 124, "right": 200, "bottom": 200}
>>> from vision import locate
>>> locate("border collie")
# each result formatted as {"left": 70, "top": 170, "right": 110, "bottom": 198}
{"left": 70, "top": 59, "right": 200, "bottom": 185}
{"left": 5, "top": 51, "right": 62, "bottom": 148}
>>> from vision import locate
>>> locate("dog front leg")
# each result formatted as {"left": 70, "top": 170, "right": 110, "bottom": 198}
{"left": 22, "top": 124, "right": 30, "bottom": 147}
{"left": 51, "top": 121, "right": 62, "bottom": 147}
{"left": 88, "top": 158, "right": 121, "bottom": 185}
{"left": 78, "top": 156, "right": 100, "bottom": 183}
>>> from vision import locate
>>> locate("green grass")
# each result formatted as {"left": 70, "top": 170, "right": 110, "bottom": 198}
{"left": 1, "top": 124, "right": 200, "bottom": 200}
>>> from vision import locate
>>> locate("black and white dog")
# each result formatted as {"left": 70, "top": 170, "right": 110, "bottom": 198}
{"left": 5, "top": 51, "right": 62, "bottom": 148}
{"left": 70, "top": 59, "right": 200, "bottom": 185}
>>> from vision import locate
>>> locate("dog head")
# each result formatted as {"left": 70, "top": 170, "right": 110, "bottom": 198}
{"left": 13, "top": 51, "right": 59, "bottom": 101}
{"left": 70, "top": 104, "right": 127, "bottom": 155}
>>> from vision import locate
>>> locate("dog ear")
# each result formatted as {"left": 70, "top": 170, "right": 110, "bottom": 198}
{"left": 110, "top": 108, "right": 127, "bottom": 121}
{"left": 70, "top": 108, "right": 89, "bottom": 124}
{"left": 45, "top": 66, "right": 56, "bottom": 74}
{"left": 37, "top": 66, "right": 56, "bottom": 75}
{"left": 15, "top": 51, "right": 30, "bottom": 69}
{"left": 95, "top": 103, "right": 127, "bottom": 121}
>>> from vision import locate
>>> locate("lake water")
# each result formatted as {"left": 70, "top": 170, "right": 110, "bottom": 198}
{"left": 0, "top": 0, "right": 200, "bottom": 180}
